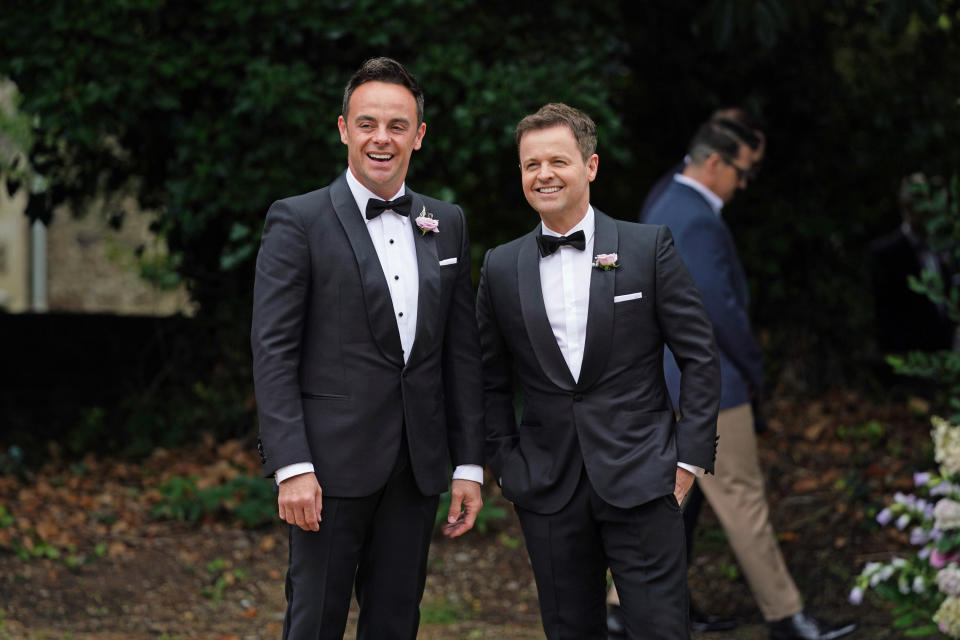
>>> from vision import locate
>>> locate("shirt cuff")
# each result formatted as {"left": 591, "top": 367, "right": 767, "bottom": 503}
{"left": 275, "top": 462, "right": 315, "bottom": 486}
{"left": 452, "top": 464, "right": 484, "bottom": 485}
{"left": 677, "top": 461, "right": 704, "bottom": 477}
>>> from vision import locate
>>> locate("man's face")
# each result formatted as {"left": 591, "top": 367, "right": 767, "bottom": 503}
{"left": 338, "top": 81, "right": 425, "bottom": 200}
{"left": 518, "top": 125, "right": 598, "bottom": 226}
{"left": 715, "top": 142, "right": 756, "bottom": 203}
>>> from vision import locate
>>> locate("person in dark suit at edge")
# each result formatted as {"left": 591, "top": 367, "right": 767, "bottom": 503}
{"left": 251, "top": 57, "right": 485, "bottom": 640}
{"left": 477, "top": 102, "right": 722, "bottom": 639}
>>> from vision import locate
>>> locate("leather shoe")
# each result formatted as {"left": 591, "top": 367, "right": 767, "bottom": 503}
{"left": 690, "top": 603, "right": 737, "bottom": 632}
{"left": 768, "top": 610, "right": 858, "bottom": 639}
{"left": 607, "top": 604, "right": 626, "bottom": 638}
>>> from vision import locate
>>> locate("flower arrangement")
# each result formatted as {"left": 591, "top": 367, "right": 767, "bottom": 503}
{"left": 851, "top": 416, "right": 960, "bottom": 637}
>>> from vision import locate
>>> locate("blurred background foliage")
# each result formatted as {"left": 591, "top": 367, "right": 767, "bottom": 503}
{"left": 0, "top": 0, "right": 958, "bottom": 455}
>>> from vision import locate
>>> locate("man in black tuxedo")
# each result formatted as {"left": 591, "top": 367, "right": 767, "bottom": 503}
{"left": 251, "top": 57, "right": 485, "bottom": 640}
{"left": 477, "top": 103, "right": 721, "bottom": 639}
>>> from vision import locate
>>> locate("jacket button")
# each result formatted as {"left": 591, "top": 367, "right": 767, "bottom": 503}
{"left": 573, "top": 393, "right": 583, "bottom": 402}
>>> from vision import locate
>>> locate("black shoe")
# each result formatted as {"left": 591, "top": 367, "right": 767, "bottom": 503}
{"left": 768, "top": 611, "right": 858, "bottom": 640}
{"left": 607, "top": 604, "right": 627, "bottom": 638}
{"left": 690, "top": 603, "right": 737, "bottom": 632}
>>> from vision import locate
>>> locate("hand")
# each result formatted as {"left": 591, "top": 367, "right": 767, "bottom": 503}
{"left": 443, "top": 479, "right": 483, "bottom": 538}
{"left": 278, "top": 472, "right": 323, "bottom": 531}
{"left": 674, "top": 467, "right": 696, "bottom": 508}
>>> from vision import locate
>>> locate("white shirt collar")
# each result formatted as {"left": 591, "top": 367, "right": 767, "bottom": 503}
{"left": 540, "top": 205, "right": 595, "bottom": 241}
{"left": 344, "top": 168, "right": 406, "bottom": 221}
{"left": 673, "top": 174, "right": 723, "bottom": 216}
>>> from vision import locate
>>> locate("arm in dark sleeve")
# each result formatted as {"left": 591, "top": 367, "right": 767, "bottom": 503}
{"left": 654, "top": 226, "right": 721, "bottom": 472}
{"left": 441, "top": 207, "right": 485, "bottom": 468}
{"left": 251, "top": 200, "right": 312, "bottom": 477}
{"left": 680, "top": 218, "right": 765, "bottom": 394}
{"left": 476, "top": 249, "right": 519, "bottom": 480}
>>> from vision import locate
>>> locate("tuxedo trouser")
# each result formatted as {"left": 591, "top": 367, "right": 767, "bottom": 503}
{"left": 608, "top": 404, "right": 803, "bottom": 621}
{"left": 282, "top": 431, "right": 439, "bottom": 640}
{"left": 517, "top": 468, "right": 690, "bottom": 640}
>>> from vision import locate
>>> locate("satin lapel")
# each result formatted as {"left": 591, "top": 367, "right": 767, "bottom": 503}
{"left": 517, "top": 230, "right": 576, "bottom": 391}
{"left": 577, "top": 210, "right": 618, "bottom": 391}
{"left": 406, "top": 192, "right": 440, "bottom": 367}
{"left": 329, "top": 174, "right": 404, "bottom": 366}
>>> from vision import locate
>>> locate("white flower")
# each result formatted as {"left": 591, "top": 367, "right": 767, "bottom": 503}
{"left": 933, "top": 416, "right": 960, "bottom": 477}
{"left": 848, "top": 586, "right": 864, "bottom": 605}
{"left": 934, "top": 595, "right": 960, "bottom": 637}
{"left": 939, "top": 566, "right": 960, "bottom": 597}
{"left": 935, "top": 498, "right": 960, "bottom": 531}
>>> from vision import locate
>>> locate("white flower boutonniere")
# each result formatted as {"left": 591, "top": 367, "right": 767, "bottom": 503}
{"left": 415, "top": 207, "right": 439, "bottom": 236}
{"left": 592, "top": 253, "right": 619, "bottom": 271}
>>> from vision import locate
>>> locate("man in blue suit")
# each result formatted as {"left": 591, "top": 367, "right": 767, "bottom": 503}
{"left": 643, "top": 119, "right": 858, "bottom": 640}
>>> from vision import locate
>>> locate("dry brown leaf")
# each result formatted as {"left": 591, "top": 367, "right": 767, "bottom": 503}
{"left": 803, "top": 419, "right": 831, "bottom": 441}
{"left": 792, "top": 477, "right": 819, "bottom": 493}
{"left": 259, "top": 535, "right": 276, "bottom": 552}
{"left": 34, "top": 518, "right": 60, "bottom": 541}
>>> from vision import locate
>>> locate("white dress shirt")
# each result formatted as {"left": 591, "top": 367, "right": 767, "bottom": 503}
{"left": 276, "top": 170, "right": 482, "bottom": 485}
{"left": 539, "top": 205, "right": 702, "bottom": 477}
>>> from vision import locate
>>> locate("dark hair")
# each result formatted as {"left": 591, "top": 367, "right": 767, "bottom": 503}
{"left": 514, "top": 103, "right": 597, "bottom": 160}
{"left": 710, "top": 107, "right": 765, "bottom": 141}
{"left": 342, "top": 57, "right": 424, "bottom": 125}
{"left": 687, "top": 118, "right": 758, "bottom": 165}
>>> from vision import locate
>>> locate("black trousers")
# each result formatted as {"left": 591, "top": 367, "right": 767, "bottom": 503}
{"left": 517, "top": 469, "right": 690, "bottom": 640}
{"left": 282, "top": 437, "right": 439, "bottom": 640}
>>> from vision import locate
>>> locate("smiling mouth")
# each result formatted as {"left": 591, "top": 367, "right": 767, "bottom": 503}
{"left": 536, "top": 186, "right": 562, "bottom": 194}
{"left": 368, "top": 153, "right": 393, "bottom": 162}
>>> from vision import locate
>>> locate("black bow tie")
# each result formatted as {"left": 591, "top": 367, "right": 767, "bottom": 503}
{"left": 366, "top": 195, "right": 412, "bottom": 220}
{"left": 537, "top": 230, "right": 586, "bottom": 257}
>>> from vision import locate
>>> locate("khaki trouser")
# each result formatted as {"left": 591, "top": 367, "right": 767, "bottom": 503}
{"left": 608, "top": 403, "right": 803, "bottom": 621}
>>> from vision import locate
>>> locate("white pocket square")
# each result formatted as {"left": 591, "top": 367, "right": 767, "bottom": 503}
{"left": 438, "top": 257, "right": 458, "bottom": 266}
{"left": 614, "top": 291, "right": 643, "bottom": 303}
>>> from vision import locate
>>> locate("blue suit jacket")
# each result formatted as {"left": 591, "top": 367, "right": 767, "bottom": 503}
{"left": 645, "top": 180, "right": 764, "bottom": 410}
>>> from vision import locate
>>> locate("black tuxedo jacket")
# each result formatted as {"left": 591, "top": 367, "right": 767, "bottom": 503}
{"left": 477, "top": 210, "right": 720, "bottom": 514}
{"left": 251, "top": 171, "right": 485, "bottom": 498}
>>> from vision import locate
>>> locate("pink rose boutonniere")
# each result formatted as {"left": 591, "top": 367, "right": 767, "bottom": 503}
{"left": 592, "top": 253, "right": 619, "bottom": 271}
{"left": 415, "top": 207, "right": 439, "bottom": 236}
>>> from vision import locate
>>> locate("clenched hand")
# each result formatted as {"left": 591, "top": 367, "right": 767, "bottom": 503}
{"left": 278, "top": 472, "right": 323, "bottom": 531}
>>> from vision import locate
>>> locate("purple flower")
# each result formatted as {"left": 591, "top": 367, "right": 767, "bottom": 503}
{"left": 916, "top": 471, "right": 932, "bottom": 487}
{"left": 911, "top": 528, "right": 930, "bottom": 545}
{"left": 876, "top": 508, "right": 893, "bottom": 526}
{"left": 896, "top": 514, "right": 911, "bottom": 530}
{"left": 848, "top": 587, "right": 864, "bottom": 605}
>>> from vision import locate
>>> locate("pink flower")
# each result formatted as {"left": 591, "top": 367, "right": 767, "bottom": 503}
{"left": 930, "top": 548, "right": 958, "bottom": 568}
{"left": 592, "top": 253, "right": 619, "bottom": 270}
{"left": 415, "top": 208, "right": 439, "bottom": 235}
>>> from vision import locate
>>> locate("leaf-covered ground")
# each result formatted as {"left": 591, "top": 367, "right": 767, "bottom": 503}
{"left": 0, "top": 390, "right": 935, "bottom": 639}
